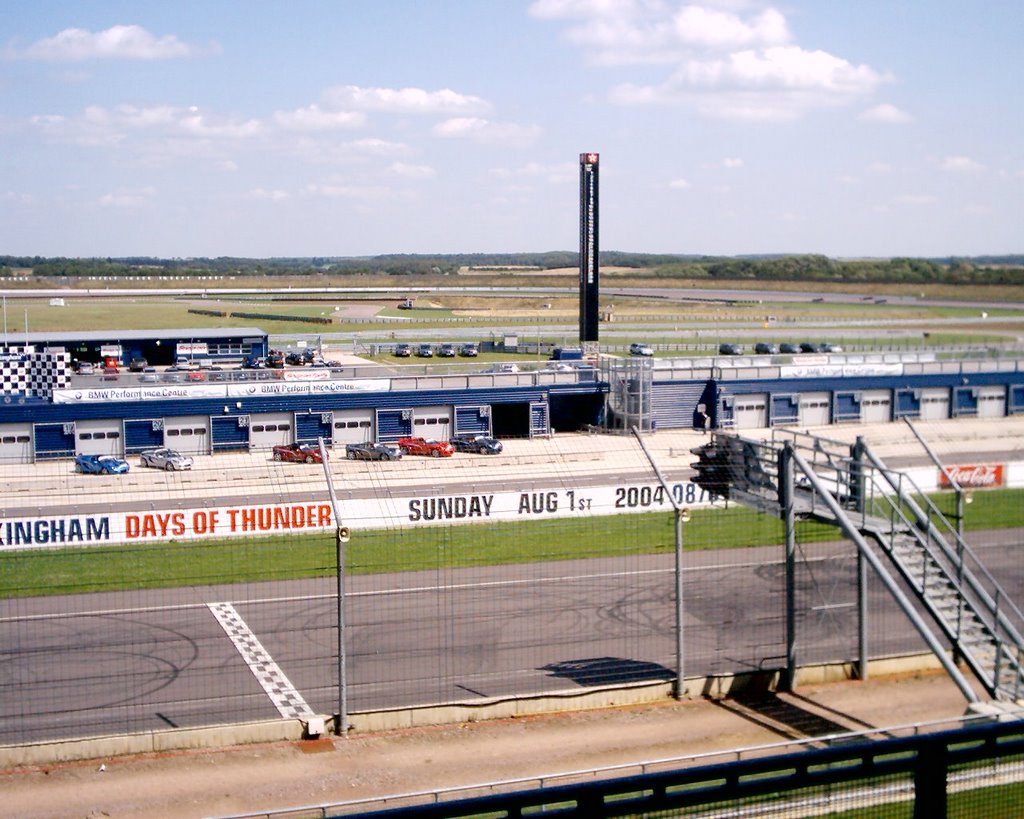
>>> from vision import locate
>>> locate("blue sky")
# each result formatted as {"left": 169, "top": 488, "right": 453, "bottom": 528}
{"left": 1, "top": 1, "right": 1020, "bottom": 259}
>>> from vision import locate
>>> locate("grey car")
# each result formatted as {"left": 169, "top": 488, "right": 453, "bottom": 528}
{"left": 345, "top": 441, "right": 403, "bottom": 461}
{"left": 140, "top": 447, "right": 194, "bottom": 471}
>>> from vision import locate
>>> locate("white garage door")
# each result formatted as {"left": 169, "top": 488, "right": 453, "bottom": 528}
{"left": 919, "top": 388, "right": 950, "bottom": 421}
{"left": 732, "top": 394, "right": 768, "bottom": 429}
{"left": 860, "top": 390, "right": 891, "bottom": 423}
{"left": 412, "top": 405, "right": 453, "bottom": 439}
{"left": 331, "top": 410, "right": 375, "bottom": 444}
{"left": 249, "top": 412, "right": 293, "bottom": 449}
{"left": 799, "top": 392, "right": 831, "bottom": 427}
{"left": 0, "top": 423, "right": 33, "bottom": 464}
{"left": 76, "top": 419, "right": 124, "bottom": 456}
{"left": 977, "top": 386, "right": 1006, "bottom": 418}
{"left": 164, "top": 415, "right": 211, "bottom": 455}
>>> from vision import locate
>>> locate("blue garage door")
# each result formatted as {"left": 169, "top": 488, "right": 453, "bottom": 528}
{"left": 953, "top": 386, "right": 978, "bottom": 417}
{"left": 771, "top": 394, "right": 799, "bottom": 426}
{"left": 376, "top": 409, "right": 412, "bottom": 441}
{"left": 833, "top": 392, "right": 860, "bottom": 423}
{"left": 454, "top": 406, "right": 491, "bottom": 436}
{"left": 34, "top": 422, "right": 76, "bottom": 460}
{"left": 211, "top": 415, "right": 250, "bottom": 451}
{"left": 125, "top": 419, "right": 164, "bottom": 452}
{"left": 296, "top": 411, "right": 333, "bottom": 445}
{"left": 1010, "top": 384, "right": 1024, "bottom": 414}
{"left": 894, "top": 389, "right": 919, "bottom": 418}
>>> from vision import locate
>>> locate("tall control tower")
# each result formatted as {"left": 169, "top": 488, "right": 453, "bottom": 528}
{"left": 578, "top": 152, "right": 600, "bottom": 352}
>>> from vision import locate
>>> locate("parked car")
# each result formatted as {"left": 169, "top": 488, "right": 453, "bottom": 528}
{"left": 266, "top": 351, "right": 285, "bottom": 368}
{"left": 819, "top": 343, "right": 844, "bottom": 353}
{"left": 415, "top": 344, "right": 434, "bottom": 358}
{"left": 140, "top": 368, "right": 160, "bottom": 383}
{"left": 397, "top": 437, "right": 454, "bottom": 457}
{"left": 490, "top": 362, "right": 520, "bottom": 373}
{"left": 285, "top": 352, "right": 305, "bottom": 366}
{"left": 754, "top": 343, "right": 778, "bottom": 355}
{"left": 779, "top": 343, "right": 799, "bottom": 354}
{"left": 459, "top": 343, "right": 479, "bottom": 357}
{"left": 718, "top": 343, "right": 744, "bottom": 355}
{"left": 438, "top": 343, "right": 456, "bottom": 357}
{"left": 345, "top": 441, "right": 403, "bottom": 461}
{"left": 799, "top": 342, "right": 820, "bottom": 354}
{"left": 102, "top": 366, "right": 120, "bottom": 380}
{"left": 242, "top": 355, "right": 264, "bottom": 369}
{"left": 75, "top": 454, "right": 130, "bottom": 475}
{"left": 75, "top": 361, "right": 96, "bottom": 375}
{"left": 128, "top": 357, "right": 148, "bottom": 372}
{"left": 629, "top": 342, "right": 654, "bottom": 357}
{"left": 394, "top": 343, "right": 412, "bottom": 357}
{"left": 140, "top": 447, "right": 194, "bottom": 471}
{"left": 450, "top": 434, "right": 503, "bottom": 455}
{"left": 272, "top": 443, "right": 324, "bottom": 464}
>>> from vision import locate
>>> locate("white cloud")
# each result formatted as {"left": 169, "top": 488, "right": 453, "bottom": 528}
{"left": 433, "top": 117, "right": 542, "bottom": 147}
{"left": 860, "top": 103, "right": 912, "bottom": 123}
{"left": 895, "top": 194, "right": 937, "bottom": 206}
{"left": 97, "top": 186, "right": 157, "bottom": 208}
{"left": 533, "top": 3, "right": 887, "bottom": 120}
{"left": 304, "top": 182, "right": 396, "bottom": 201}
{"left": 490, "top": 161, "right": 576, "bottom": 184}
{"left": 530, "top": 2, "right": 790, "bottom": 65}
{"left": 611, "top": 45, "right": 886, "bottom": 119}
{"left": 388, "top": 162, "right": 435, "bottom": 180}
{"left": 722, "top": 157, "right": 743, "bottom": 168}
{"left": 273, "top": 105, "right": 366, "bottom": 131}
{"left": 251, "top": 188, "right": 290, "bottom": 201}
{"left": 323, "top": 85, "right": 490, "bottom": 114}
{"left": 12, "top": 25, "right": 205, "bottom": 61}
{"left": 30, "top": 104, "right": 262, "bottom": 147}
{"left": 941, "top": 156, "right": 983, "bottom": 172}
{"left": 669, "top": 178, "right": 690, "bottom": 189}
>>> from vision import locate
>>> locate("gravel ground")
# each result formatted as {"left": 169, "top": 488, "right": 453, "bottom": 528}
{"left": 0, "top": 670, "right": 991, "bottom": 819}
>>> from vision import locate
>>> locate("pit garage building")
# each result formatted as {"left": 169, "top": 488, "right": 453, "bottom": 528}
{"left": 0, "top": 340, "right": 1022, "bottom": 463}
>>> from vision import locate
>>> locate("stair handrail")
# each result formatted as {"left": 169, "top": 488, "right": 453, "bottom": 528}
{"left": 788, "top": 445, "right": 980, "bottom": 703}
{"left": 861, "top": 446, "right": 1024, "bottom": 655}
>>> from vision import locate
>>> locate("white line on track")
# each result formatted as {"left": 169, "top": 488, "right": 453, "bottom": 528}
{"left": 0, "top": 559, "right": 808, "bottom": 623}
{"left": 208, "top": 601, "right": 314, "bottom": 720}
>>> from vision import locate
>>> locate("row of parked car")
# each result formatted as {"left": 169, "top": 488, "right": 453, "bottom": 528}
{"left": 718, "top": 342, "right": 844, "bottom": 355}
{"left": 74, "top": 435, "right": 505, "bottom": 475}
{"left": 394, "top": 342, "right": 479, "bottom": 358}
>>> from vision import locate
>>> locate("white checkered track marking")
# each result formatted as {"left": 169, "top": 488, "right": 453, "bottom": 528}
{"left": 208, "top": 601, "right": 314, "bottom": 719}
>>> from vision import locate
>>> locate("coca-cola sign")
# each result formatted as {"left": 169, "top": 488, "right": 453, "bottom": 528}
{"left": 939, "top": 464, "right": 1004, "bottom": 489}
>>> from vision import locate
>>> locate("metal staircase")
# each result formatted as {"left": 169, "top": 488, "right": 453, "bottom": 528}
{"left": 691, "top": 431, "right": 1024, "bottom": 704}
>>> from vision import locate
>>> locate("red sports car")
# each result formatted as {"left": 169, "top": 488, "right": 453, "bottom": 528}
{"left": 397, "top": 436, "right": 454, "bottom": 458}
{"left": 272, "top": 443, "right": 325, "bottom": 464}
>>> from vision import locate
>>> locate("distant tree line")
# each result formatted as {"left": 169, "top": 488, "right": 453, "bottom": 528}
{"left": 1, "top": 252, "right": 1022, "bottom": 286}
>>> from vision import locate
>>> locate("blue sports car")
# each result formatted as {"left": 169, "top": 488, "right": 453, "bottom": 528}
{"left": 75, "top": 454, "right": 131, "bottom": 474}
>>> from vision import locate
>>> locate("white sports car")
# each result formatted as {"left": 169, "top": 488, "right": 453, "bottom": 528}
{"left": 140, "top": 447, "right": 194, "bottom": 471}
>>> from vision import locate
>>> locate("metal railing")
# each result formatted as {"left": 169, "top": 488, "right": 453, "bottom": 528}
{"left": 214, "top": 713, "right": 1024, "bottom": 819}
